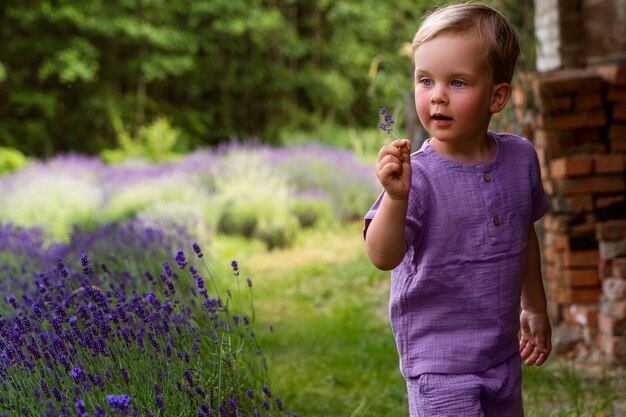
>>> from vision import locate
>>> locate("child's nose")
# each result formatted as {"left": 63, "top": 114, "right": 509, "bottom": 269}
{"left": 430, "top": 88, "right": 448, "bottom": 104}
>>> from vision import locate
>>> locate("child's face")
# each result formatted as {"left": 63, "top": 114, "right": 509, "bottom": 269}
{"left": 413, "top": 33, "right": 500, "bottom": 145}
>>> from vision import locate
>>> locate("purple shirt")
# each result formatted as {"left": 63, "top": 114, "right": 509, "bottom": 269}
{"left": 364, "top": 132, "right": 549, "bottom": 377}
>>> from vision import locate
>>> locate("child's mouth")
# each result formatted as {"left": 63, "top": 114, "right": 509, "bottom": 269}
{"left": 431, "top": 114, "right": 452, "bottom": 121}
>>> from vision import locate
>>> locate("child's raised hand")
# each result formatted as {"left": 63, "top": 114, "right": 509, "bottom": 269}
{"left": 376, "top": 139, "right": 411, "bottom": 200}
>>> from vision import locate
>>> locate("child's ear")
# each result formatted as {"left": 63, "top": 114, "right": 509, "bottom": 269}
{"left": 490, "top": 82, "right": 512, "bottom": 114}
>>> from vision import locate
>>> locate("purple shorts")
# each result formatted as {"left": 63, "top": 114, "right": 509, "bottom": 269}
{"left": 406, "top": 353, "right": 523, "bottom": 417}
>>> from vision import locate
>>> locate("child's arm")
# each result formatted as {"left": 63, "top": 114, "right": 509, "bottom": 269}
{"left": 519, "top": 224, "right": 552, "bottom": 366}
{"left": 365, "top": 139, "right": 411, "bottom": 271}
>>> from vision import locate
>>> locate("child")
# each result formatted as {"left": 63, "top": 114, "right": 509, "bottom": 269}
{"left": 363, "top": 3, "right": 551, "bottom": 416}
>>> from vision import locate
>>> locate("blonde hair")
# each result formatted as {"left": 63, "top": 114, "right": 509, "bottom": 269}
{"left": 412, "top": 2, "right": 520, "bottom": 84}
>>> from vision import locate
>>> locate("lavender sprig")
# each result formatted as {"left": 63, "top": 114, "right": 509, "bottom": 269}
{"left": 378, "top": 107, "right": 402, "bottom": 139}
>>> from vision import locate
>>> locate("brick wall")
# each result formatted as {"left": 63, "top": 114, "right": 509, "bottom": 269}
{"left": 514, "top": 65, "right": 626, "bottom": 362}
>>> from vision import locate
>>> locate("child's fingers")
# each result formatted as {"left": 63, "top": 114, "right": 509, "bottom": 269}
{"left": 378, "top": 140, "right": 411, "bottom": 161}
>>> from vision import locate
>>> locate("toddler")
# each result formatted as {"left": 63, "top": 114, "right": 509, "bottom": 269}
{"left": 364, "top": 3, "right": 551, "bottom": 416}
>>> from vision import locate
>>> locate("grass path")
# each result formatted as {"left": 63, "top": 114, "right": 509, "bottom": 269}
{"left": 216, "top": 222, "right": 625, "bottom": 417}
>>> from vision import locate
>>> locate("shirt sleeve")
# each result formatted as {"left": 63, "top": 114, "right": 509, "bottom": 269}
{"left": 363, "top": 190, "right": 384, "bottom": 240}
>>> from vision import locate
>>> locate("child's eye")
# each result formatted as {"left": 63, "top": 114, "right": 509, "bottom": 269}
{"left": 419, "top": 78, "right": 434, "bottom": 86}
{"left": 451, "top": 80, "right": 465, "bottom": 87}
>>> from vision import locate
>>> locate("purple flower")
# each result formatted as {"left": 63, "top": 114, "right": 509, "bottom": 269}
{"left": 163, "top": 262, "right": 173, "bottom": 276}
{"left": 75, "top": 399, "right": 88, "bottom": 417}
{"left": 72, "top": 365, "right": 85, "bottom": 381}
{"left": 231, "top": 260, "right": 239, "bottom": 276}
{"left": 81, "top": 251, "right": 91, "bottom": 276}
{"left": 174, "top": 249, "right": 187, "bottom": 269}
{"left": 192, "top": 242, "right": 203, "bottom": 258}
{"left": 246, "top": 389, "right": 254, "bottom": 400}
{"left": 276, "top": 397, "right": 283, "bottom": 411}
{"left": 246, "top": 278, "right": 252, "bottom": 288}
{"left": 120, "top": 367, "right": 130, "bottom": 383}
{"left": 378, "top": 107, "right": 395, "bottom": 134}
{"left": 6, "top": 295, "right": 17, "bottom": 309}
{"left": 106, "top": 393, "right": 131, "bottom": 414}
{"left": 262, "top": 386, "right": 272, "bottom": 398}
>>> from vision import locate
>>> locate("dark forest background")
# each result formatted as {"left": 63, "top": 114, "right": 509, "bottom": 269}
{"left": 0, "top": 0, "right": 534, "bottom": 157}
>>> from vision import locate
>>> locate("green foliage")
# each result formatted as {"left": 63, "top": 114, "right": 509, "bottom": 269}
{"left": 102, "top": 115, "right": 185, "bottom": 164}
{"left": 0, "top": 0, "right": 535, "bottom": 156}
{"left": 0, "top": 146, "right": 28, "bottom": 174}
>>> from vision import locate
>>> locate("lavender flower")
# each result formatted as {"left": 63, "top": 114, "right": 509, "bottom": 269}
{"left": 106, "top": 393, "right": 131, "bottom": 414}
{"left": 378, "top": 107, "right": 402, "bottom": 138}
{"left": 75, "top": 399, "right": 88, "bottom": 417}
{"left": 81, "top": 251, "right": 91, "bottom": 276}
{"left": 262, "top": 386, "right": 272, "bottom": 398}
{"left": 163, "top": 262, "right": 173, "bottom": 276}
{"left": 192, "top": 242, "right": 203, "bottom": 258}
{"left": 231, "top": 260, "right": 239, "bottom": 276}
{"left": 174, "top": 249, "right": 187, "bottom": 269}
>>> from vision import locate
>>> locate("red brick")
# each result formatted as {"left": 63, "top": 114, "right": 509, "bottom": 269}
{"left": 553, "top": 231, "right": 597, "bottom": 252}
{"left": 610, "top": 137, "right": 626, "bottom": 153}
{"left": 546, "top": 213, "right": 596, "bottom": 234}
{"left": 564, "top": 195, "right": 594, "bottom": 213}
{"left": 536, "top": 110, "right": 607, "bottom": 130}
{"left": 574, "top": 93, "right": 604, "bottom": 110}
{"left": 607, "top": 87, "right": 626, "bottom": 104}
{"left": 599, "top": 312, "right": 626, "bottom": 335}
{"left": 591, "top": 65, "right": 626, "bottom": 86}
{"left": 558, "top": 250, "right": 600, "bottom": 267}
{"left": 609, "top": 124, "right": 626, "bottom": 140}
{"left": 603, "top": 277, "right": 626, "bottom": 301}
{"left": 595, "top": 194, "right": 625, "bottom": 210}
{"left": 534, "top": 128, "right": 607, "bottom": 159}
{"left": 539, "top": 96, "right": 572, "bottom": 113}
{"left": 596, "top": 220, "right": 626, "bottom": 241}
{"left": 563, "top": 268, "right": 600, "bottom": 287}
{"left": 550, "top": 156, "right": 594, "bottom": 178}
{"left": 601, "top": 298, "right": 626, "bottom": 320}
{"left": 594, "top": 154, "right": 625, "bottom": 174}
{"left": 533, "top": 70, "right": 604, "bottom": 96}
{"left": 554, "top": 175, "right": 625, "bottom": 195}
{"left": 563, "top": 286, "right": 602, "bottom": 304}
{"left": 612, "top": 104, "right": 626, "bottom": 121}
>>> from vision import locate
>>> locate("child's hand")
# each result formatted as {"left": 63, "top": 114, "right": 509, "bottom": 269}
{"left": 376, "top": 139, "right": 411, "bottom": 200}
{"left": 519, "top": 309, "right": 552, "bottom": 366}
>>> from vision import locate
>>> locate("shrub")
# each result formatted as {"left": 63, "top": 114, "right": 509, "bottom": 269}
{"left": 0, "top": 146, "right": 29, "bottom": 174}
{"left": 0, "top": 222, "right": 297, "bottom": 416}
{"left": 0, "top": 154, "right": 104, "bottom": 240}
{"left": 212, "top": 148, "right": 301, "bottom": 249}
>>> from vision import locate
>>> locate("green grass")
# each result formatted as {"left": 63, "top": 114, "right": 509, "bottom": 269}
{"left": 214, "top": 222, "right": 626, "bottom": 417}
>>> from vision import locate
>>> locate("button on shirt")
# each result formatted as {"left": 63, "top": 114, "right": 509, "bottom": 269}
{"left": 364, "top": 133, "right": 549, "bottom": 377}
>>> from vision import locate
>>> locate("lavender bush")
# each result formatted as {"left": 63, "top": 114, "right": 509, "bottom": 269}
{"left": 0, "top": 141, "right": 378, "bottom": 248}
{"left": 0, "top": 221, "right": 297, "bottom": 417}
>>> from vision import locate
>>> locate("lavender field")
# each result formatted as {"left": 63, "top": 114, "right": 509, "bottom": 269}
{"left": 0, "top": 143, "right": 380, "bottom": 416}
